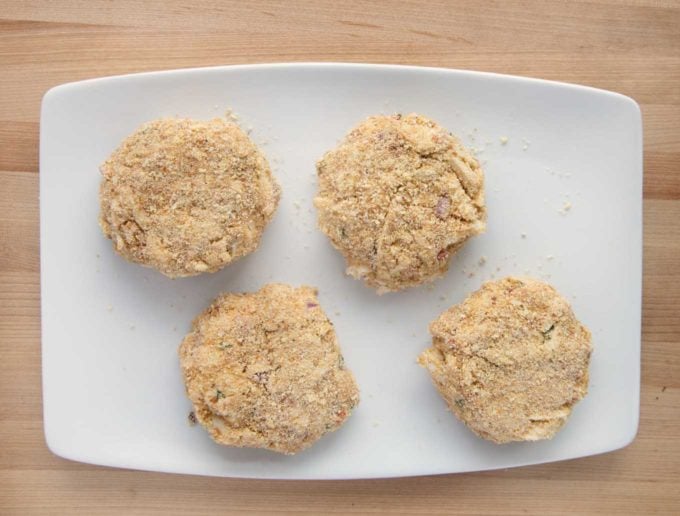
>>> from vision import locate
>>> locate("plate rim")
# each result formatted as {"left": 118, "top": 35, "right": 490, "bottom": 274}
{"left": 41, "top": 62, "right": 642, "bottom": 115}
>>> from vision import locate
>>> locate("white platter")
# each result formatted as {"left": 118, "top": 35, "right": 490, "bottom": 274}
{"left": 40, "top": 63, "right": 642, "bottom": 479}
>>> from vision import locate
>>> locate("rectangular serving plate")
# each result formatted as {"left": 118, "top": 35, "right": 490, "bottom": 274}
{"left": 40, "top": 63, "right": 642, "bottom": 479}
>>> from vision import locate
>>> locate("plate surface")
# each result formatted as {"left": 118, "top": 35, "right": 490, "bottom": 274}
{"left": 40, "top": 63, "right": 642, "bottom": 479}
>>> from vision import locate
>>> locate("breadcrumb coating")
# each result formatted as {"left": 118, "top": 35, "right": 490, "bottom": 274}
{"left": 179, "top": 284, "right": 360, "bottom": 454}
{"left": 419, "top": 277, "right": 591, "bottom": 443}
{"left": 99, "top": 118, "right": 280, "bottom": 277}
{"left": 315, "top": 113, "right": 486, "bottom": 293}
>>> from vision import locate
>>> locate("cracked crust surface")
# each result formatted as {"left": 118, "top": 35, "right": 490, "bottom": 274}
{"left": 179, "top": 284, "right": 360, "bottom": 454}
{"left": 419, "top": 277, "right": 591, "bottom": 444}
{"left": 99, "top": 118, "right": 280, "bottom": 277}
{"left": 314, "top": 113, "right": 486, "bottom": 293}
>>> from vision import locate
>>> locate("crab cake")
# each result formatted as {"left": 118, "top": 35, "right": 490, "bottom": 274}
{"left": 419, "top": 277, "right": 591, "bottom": 444}
{"left": 179, "top": 284, "right": 360, "bottom": 454}
{"left": 314, "top": 113, "right": 486, "bottom": 293}
{"left": 99, "top": 118, "right": 280, "bottom": 277}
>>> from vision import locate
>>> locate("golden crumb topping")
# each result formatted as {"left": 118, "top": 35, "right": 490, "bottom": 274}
{"left": 99, "top": 118, "right": 280, "bottom": 277}
{"left": 419, "top": 277, "right": 591, "bottom": 443}
{"left": 179, "top": 284, "right": 359, "bottom": 454}
{"left": 315, "top": 113, "right": 485, "bottom": 293}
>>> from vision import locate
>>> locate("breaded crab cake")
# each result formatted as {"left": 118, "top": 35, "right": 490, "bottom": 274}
{"left": 419, "top": 277, "right": 591, "bottom": 444}
{"left": 99, "top": 118, "right": 280, "bottom": 277}
{"left": 315, "top": 113, "right": 486, "bottom": 293}
{"left": 179, "top": 284, "right": 360, "bottom": 455}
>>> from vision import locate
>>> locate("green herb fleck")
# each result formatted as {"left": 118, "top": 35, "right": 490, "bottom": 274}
{"left": 217, "top": 342, "right": 232, "bottom": 350}
{"left": 215, "top": 389, "right": 225, "bottom": 400}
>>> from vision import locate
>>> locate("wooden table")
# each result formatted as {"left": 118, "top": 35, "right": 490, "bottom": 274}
{"left": 2, "top": 1, "right": 678, "bottom": 513}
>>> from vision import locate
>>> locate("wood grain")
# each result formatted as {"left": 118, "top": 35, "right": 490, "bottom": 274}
{"left": 1, "top": 1, "right": 678, "bottom": 514}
